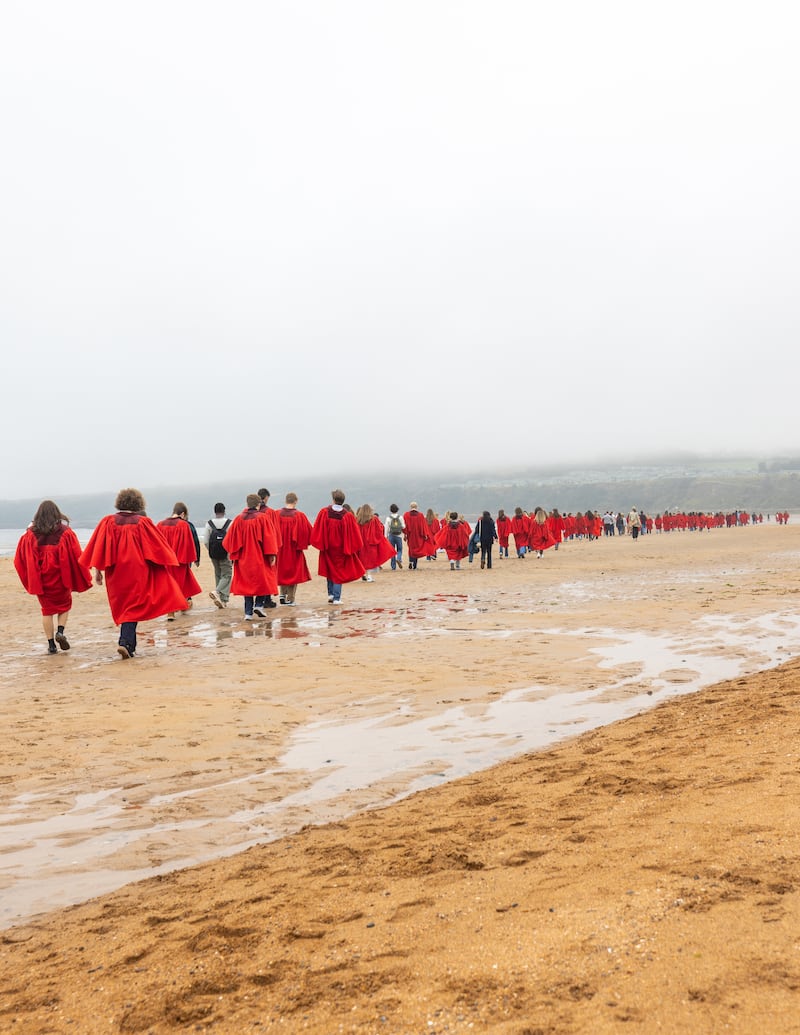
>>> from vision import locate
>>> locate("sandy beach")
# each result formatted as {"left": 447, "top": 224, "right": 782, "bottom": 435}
{"left": 1, "top": 521, "right": 800, "bottom": 1033}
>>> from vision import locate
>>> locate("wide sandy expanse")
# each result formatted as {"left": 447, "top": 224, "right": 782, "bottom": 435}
{"left": 1, "top": 521, "right": 800, "bottom": 1033}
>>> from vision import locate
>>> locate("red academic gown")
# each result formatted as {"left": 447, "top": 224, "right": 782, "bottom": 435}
{"left": 529, "top": 518, "right": 556, "bottom": 552}
{"left": 358, "top": 516, "right": 397, "bottom": 570}
{"left": 223, "top": 507, "right": 279, "bottom": 596}
{"left": 311, "top": 506, "right": 366, "bottom": 583}
{"left": 156, "top": 518, "right": 203, "bottom": 599}
{"left": 15, "top": 523, "right": 92, "bottom": 615}
{"left": 435, "top": 519, "right": 470, "bottom": 561}
{"left": 80, "top": 513, "right": 187, "bottom": 623}
{"left": 403, "top": 510, "right": 436, "bottom": 560}
{"left": 277, "top": 508, "right": 313, "bottom": 586}
{"left": 496, "top": 515, "right": 512, "bottom": 548}
{"left": 510, "top": 514, "right": 529, "bottom": 550}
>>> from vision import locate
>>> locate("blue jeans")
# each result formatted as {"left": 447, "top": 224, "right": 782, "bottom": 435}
{"left": 327, "top": 579, "right": 342, "bottom": 602}
{"left": 243, "top": 595, "right": 254, "bottom": 616}
{"left": 388, "top": 533, "right": 403, "bottom": 570}
{"left": 119, "top": 621, "right": 137, "bottom": 654}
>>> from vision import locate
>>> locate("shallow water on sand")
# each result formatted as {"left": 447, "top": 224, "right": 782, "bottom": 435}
{"left": 2, "top": 604, "right": 800, "bottom": 927}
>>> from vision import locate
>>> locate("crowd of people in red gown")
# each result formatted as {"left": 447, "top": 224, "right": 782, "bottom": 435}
{"left": 12, "top": 489, "right": 791, "bottom": 658}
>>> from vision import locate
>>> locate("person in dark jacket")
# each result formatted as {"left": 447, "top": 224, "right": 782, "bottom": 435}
{"left": 474, "top": 510, "right": 498, "bottom": 569}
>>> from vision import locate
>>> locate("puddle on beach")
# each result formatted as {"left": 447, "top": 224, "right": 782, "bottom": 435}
{"left": 3, "top": 607, "right": 800, "bottom": 927}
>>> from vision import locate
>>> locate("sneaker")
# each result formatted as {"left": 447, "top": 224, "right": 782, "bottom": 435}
{"left": 365, "top": 575, "right": 374, "bottom": 582}
{"left": 209, "top": 591, "right": 224, "bottom": 609}
{"left": 328, "top": 596, "right": 334, "bottom": 603}
{"left": 55, "top": 632, "right": 70, "bottom": 651}
{"left": 253, "top": 607, "right": 267, "bottom": 618}
{"left": 117, "top": 644, "right": 132, "bottom": 659}
{"left": 450, "top": 561, "right": 455, "bottom": 570}
{"left": 47, "top": 643, "right": 58, "bottom": 654}
{"left": 265, "top": 599, "right": 277, "bottom": 609}
{"left": 244, "top": 614, "right": 253, "bottom": 621}
{"left": 279, "top": 596, "right": 286, "bottom": 604}
{"left": 283, "top": 600, "right": 296, "bottom": 606}
{"left": 331, "top": 599, "right": 342, "bottom": 605}
{"left": 167, "top": 612, "right": 176, "bottom": 621}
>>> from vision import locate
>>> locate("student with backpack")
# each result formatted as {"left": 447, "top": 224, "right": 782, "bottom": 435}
{"left": 384, "top": 504, "right": 405, "bottom": 570}
{"left": 204, "top": 502, "right": 232, "bottom": 608}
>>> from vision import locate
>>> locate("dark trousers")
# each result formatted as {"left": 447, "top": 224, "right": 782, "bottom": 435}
{"left": 119, "top": 621, "right": 138, "bottom": 652}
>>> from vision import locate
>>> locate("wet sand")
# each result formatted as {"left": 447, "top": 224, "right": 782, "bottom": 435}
{"left": 1, "top": 523, "right": 800, "bottom": 1033}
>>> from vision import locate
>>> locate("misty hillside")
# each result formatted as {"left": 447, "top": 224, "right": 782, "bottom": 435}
{"left": 2, "top": 456, "right": 799, "bottom": 527}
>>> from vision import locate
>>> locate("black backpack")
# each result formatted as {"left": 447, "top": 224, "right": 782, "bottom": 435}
{"left": 208, "top": 519, "right": 231, "bottom": 559}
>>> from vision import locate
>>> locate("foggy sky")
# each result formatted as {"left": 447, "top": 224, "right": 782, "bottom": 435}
{"left": 1, "top": 1, "right": 799, "bottom": 500}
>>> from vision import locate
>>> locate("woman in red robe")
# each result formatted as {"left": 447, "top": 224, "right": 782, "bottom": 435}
{"left": 157, "top": 504, "right": 202, "bottom": 618}
{"left": 311, "top": 489, "right": 365, "bottom": 604}
{"left": 79, "top": 488, "right": 187, "bottom": 659}
{"left": 496, "top": 509, "right": 512, "bottom": 558}
{"left": 403, "top": 503, "right": 437, "bottom": 569}
{"left": 222, "top": 494, "right": 280, "bottom": 619}
{"left": 435, "top": 512, "right": 471, "bottom": 569}
{"left": 510, "top": 507, "right": 529, "bottom": 558}
{"left": 425, "top": 508, "right": 441, "bottom": 560}
{"left": 529, "top": 507, "right": 556, "bottom": 557}
{"left": 356, "top": 504, "right": 396, "bottom": 579}
{"left": 277, "top": 493, "right": 312, "bottom": 605}
{"left": 14, "top": 500, "right": 93, "bottom": 654}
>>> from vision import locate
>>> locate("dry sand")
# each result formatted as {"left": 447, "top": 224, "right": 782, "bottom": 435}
{"left": 1, "top": 522, "right": 800, "bottom": 1033}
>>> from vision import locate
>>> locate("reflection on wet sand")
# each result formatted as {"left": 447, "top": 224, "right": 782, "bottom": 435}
{"left": 2, "top": 595, "right": 800, "bottom": 926}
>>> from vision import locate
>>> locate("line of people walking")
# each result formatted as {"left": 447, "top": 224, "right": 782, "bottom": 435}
{"left": 14, "top": 489, "right": 779, "bottom": 658}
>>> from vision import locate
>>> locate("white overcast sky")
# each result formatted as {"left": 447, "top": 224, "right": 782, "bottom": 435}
{"left": 1, "top": 2, "right": 798, "bottom": 499}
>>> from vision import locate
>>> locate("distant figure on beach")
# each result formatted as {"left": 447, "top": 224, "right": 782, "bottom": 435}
{"left": 157, "top": 503, "right": 203, "bottom": 619}
{"left": 311, "top": 489, "right": 366, "bottom": 604}
{"left": 356, "top": 503, "right": 395, "bottom": 580}
{"left": 511, "top": 507, "right": 529, "bottom": 558}
{"left": 496, "top": 509, "right": 511, "bottom": 558}
{"left": 384, "top": 504, "right": 405, "bottom": 570}
{"left": 222, "top": 494, "right": 279, "bottom": 620}
{"left": 529, "top": 506, "right": 556, "bottom": 558}
{"left": 204, "top": 502, "right": 232, "bottom": 608}
{"left": 425, "top": 508, "right": 441, "bottom": 560}
{"left": 436, "top": 511, "right": 471, "bottom": 570}
{"left": 474, "top": 510, "right": 498, "bottom": 569}
{"left": 79, "top": 488, "right": 187, "bottom": 659}
{"left": 256, "top": 488, "right": 282, "bottom": 610}
{"left": 277, "top": 492, "right": 312, "bottom": 605}
{"left": 627, "top": 507, "right": 642, "bottom": 540}
{"left": 14, "top": 500, "right": 93, "bottom": 654}
{"left": 403, "top": 502, "right": 436, "bottom": 570}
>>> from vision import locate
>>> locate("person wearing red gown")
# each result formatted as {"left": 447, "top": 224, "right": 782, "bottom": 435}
{"left": 79, "top": 488, "right": 188, "bottom": 659}
{"left": 277, "top": 492, "right": 312, "bottom": 605}
{"left": 425, "top": 508, "right": 441, "bottom": 560}
{"left": 14, "top": 500, "right": 92, "bottom": 654}
{"left": 222, "top": 494, "right": 280, "bottom": 620}
{"left": 511, "top": 507, "right": 529, "bottom": 558}
{"left": 496, "top": 509, "right": 512, "bottom": 558}
{"left": 529, "top": 507, "right": 556, "bottom": 557}
{"left": 256, "top": 488, "right": 283, "bottom": 609}
{"left": 356, "top": 504, "right": 396, "bottom": 579}
{"left": 435, "top": 512, "right": 471, "bottom": 569}
{"left": 157, "top": 504, "right": 203, "bottom": 619}
{"left": 311, "top": 489, "right": 365, "bottom": 604}
{"left": 403, "top": 502, "right": 436, "bottom": 570}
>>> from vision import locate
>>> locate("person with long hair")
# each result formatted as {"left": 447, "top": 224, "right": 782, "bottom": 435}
{"left": 425, "top": 508, "right": 441, "bottom": 560}
{"left": 79, "top": 488, "right": 188, "bottom": 659}
{"left": 355, "top": 503, "right": 395, "bottom": 581}
{"left": 435, "top": 511, "right": 471, "bottom": 570}
{"left": 14, "top": 500, "right": 92, "bottom": 654}
{"left": 529, "top": 506, "right": 556, "bottom": 558}
{"left": 474, "top": 510, "right": 498, "bottom": 569}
